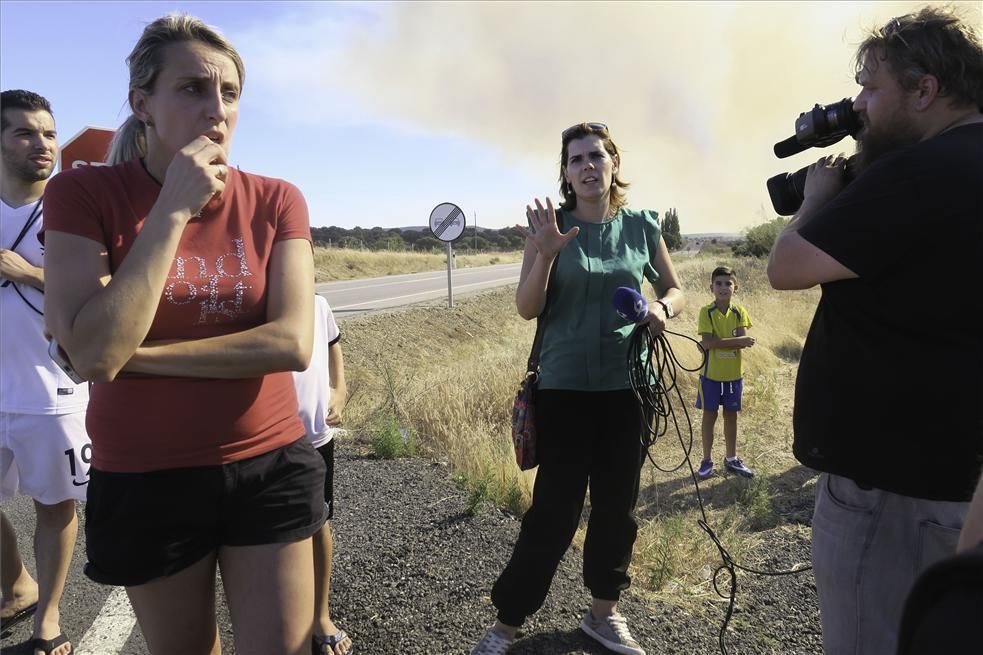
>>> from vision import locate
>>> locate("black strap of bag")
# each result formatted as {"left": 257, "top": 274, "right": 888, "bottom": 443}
{"left": 5, "top": 198, "right": 43, "bottom": 251}
{"left": 525, "top": 212, "right": 564, "bottom": 377}
{"left": 2, "top": 198, "right": 43, "bottom": 289}
{"left": 2, "top": 198, "right": 44, "bottom": 315}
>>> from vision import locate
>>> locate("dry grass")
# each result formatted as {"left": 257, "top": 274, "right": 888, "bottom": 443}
{"left": 339, "top": 253, "right": 820, "bottom": 607}
{"left": 313, "top": 246, "right": 523, "bottom": 282}
{"left": 340, "top": 284, "right": 538, "bottom": 514}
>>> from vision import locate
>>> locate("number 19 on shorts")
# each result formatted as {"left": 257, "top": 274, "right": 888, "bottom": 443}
{"left": 65, "top": 443, "right": 91, "bottom": 487}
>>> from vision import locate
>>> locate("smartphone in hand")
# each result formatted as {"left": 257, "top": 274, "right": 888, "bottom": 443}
{"left": 48, "top": 338, "right": 85, "bottom": 384}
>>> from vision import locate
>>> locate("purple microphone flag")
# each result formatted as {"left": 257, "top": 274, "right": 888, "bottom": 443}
{"left": 613, "top": 287, "right": 648, "bottom": 323}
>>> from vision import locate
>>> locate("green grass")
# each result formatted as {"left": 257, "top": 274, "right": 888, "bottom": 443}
{"left": 464, "top": 474, "right": 493, "bottom": 516}
{"left": 371, "top": 412, "right": 418, "bottom": 459}
{"left": 638, "top": 514, "right": 687, "bottom": 592}
{"left": 502, "top": 474, "right": 526, "bottom": 516}
{"left": 735, "top": 476, "right": 777, "bottom": 530}
{"left": 455, "top": 469, "right": 527, "bottom": 517}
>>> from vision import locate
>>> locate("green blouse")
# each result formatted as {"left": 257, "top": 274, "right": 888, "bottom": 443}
{"left": 538, "top": 207, "right": 663, "bottom": 391}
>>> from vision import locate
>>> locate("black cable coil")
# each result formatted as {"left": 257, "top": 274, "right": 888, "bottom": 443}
{"left": 626, "top": 325, "right": 811, "bottom": 655}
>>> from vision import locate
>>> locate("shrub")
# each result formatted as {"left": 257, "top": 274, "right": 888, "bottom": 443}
{"left": 502, "top": 475, "right": 526, "bottom": 516}
{"left": 464, "top": 474, "right": 493, "bottom": 516}
{"left": 452, "top": 472, "right": 492, "bottom": 516}
{"left": 736, "top": 476, "right": 777, "bottom": 530}
{"left": 372, "top": 412, "right": 417, "bottom": 459}
{"left": 640, "top": 515, "right": 686, "bottom": 591}
{"left": 732, "top": 217, "right": 789, "bottom": 258}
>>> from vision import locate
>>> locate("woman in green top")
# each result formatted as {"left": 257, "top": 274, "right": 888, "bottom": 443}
{"left": 471, "top": 123, "right": 686, "bottom": 655}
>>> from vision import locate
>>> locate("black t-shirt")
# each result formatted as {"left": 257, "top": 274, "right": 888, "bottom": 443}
{"left": 794, "top": 123, "right": 983, "bottom": 501}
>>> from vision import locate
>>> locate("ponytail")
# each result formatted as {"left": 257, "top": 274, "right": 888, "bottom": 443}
{"left": 106, "top": 115, "right": 147, "bottom": 166}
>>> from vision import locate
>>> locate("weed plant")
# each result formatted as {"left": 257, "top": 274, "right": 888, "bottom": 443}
{"left": 372, "top": 412, "right": 417, "bottom": 459}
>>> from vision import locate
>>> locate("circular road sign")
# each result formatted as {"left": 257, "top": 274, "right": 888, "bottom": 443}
{"left": 429, "top": 202, "right": 466, "bottom": 243}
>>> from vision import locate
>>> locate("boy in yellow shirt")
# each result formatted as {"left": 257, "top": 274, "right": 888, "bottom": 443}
{"left": 695, "top": 266, "right": 755, "bottom": 479}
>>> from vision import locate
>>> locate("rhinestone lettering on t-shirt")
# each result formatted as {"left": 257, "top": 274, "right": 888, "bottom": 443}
{"left": 164, "top": 237, "right": 254, "bottom": 324}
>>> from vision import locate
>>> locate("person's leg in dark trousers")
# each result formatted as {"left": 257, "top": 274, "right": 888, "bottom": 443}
{"left": 583, "top": 389, "right": 645, "bottom": 603}
{"left": 492, "top": 390, "right": 593, "bottom": 627}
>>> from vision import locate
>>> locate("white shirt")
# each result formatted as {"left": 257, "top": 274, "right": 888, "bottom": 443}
{"left": 292, "top": 294, "right": 341, "bottom": 447}
{"left": 0, "top": 198, "right": 89, "bottom": 414}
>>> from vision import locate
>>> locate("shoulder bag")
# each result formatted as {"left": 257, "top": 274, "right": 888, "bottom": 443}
{"left": 511, "top": 213, "right": 563, "bottom": 470}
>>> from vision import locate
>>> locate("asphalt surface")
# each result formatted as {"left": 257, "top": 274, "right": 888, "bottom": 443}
{"left": 316, "top": 262, "right": 522, "bottom": 320}
{"left": 0, "top": 495, "right": 146, "bottom": 654}
{"left": 0, "top": 443, "right": 823, "bottom": 655}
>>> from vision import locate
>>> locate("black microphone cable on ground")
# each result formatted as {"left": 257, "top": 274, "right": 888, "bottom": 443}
{"left": 626, "top": 324, "right": 812, "bottom": 655}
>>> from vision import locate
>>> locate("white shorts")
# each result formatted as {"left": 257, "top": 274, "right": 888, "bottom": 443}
{"left": 0, "top": 411, "right": 91, "bottom": 504}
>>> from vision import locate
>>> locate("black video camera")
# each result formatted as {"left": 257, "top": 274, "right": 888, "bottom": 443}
{"left": 767, "top": 98, "right": 861, "bottom": 215}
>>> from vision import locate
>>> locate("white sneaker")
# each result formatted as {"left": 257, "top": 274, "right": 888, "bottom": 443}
{"left": 580, "top": 610, "right": 646, "bottom": 655}
{"left": 470, "top": 627, "right": 515, "bottom": 655}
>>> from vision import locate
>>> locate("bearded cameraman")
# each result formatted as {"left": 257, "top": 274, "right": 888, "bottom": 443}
{"left": 767, "top": 7, "right": 983, "bottom": 655}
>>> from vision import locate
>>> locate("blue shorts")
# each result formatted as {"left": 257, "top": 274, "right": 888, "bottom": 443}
{"left": 695, "top": 376, "right": 743, "bottom": 412}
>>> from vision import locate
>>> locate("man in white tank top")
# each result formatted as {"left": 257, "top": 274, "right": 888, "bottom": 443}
{"left": 0, "top": 90, "right": 90, "bottom": 655}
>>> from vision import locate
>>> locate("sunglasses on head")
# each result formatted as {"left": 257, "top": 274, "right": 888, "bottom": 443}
{"left": 885, "top": 16, "right": 912, "bottom": 50}
{"left": 561, "top": 122, "right": 608, "bottom": 139}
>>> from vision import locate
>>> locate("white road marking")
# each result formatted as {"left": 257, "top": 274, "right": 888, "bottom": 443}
{"left": 75, "top": 587, "right": 136, "bottom": 655}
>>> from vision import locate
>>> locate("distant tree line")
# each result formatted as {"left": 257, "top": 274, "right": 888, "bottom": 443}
{"left": 310, "top": 225, "right": 527, "bottom": 252}
{"left": 313, "top": 207, "right": 688, "bottom": 253}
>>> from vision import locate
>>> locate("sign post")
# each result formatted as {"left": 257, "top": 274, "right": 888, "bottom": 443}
{"left": 428, "top": 202, "right": 466, "bottom": 308}
{"left": 59, "top": 126, "right": 115, "bottom": 172}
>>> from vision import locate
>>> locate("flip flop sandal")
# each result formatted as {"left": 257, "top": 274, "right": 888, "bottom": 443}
{"left": 30, "top": 632, "right": 72, "bottom": 655}
{"left": 0, "top": 601, "right": 38, "bottom": 631}
{"left": 312, "top": 629, "right": 354, "bottom": 655}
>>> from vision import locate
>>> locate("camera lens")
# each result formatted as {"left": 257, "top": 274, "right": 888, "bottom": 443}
{"left": 825, "top": 98, "right": 861, "bottom": 136}
{"left": 767, "top": 167, "right": 809, "bottom": 216}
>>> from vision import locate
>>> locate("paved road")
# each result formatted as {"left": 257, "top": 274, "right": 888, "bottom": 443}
{"left": 317, "top": 261, "right": 521, "bottom": 320}
{"left": 0, "top": 497, "right": 151, "bottom": 654}
{"left": 0, "top": 262, "right": 522, "bottom": 654}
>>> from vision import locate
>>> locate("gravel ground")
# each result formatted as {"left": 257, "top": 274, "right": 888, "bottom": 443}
{"left": 327, "top": 440, "right": 822, "bottom": 655}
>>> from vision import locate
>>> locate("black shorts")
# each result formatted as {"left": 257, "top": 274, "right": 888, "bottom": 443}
{"left": 316, "top": 440, "right": 334, "bottom": 520}
{"left": 84, "top": 438, "right": 327, "bottom": 587}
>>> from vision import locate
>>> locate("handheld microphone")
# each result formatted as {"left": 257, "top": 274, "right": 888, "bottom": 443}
{"left": 613, "top": 287, "right": 648, "bottom": 323}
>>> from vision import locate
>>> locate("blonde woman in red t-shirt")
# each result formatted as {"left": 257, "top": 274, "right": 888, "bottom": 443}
{"left": 42, "top": 14, "right": 325, "bottom": 655}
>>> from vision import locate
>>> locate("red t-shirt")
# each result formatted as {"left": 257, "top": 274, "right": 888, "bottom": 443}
{"left": 42, "top": 159, "right": 311, "bottom": 472}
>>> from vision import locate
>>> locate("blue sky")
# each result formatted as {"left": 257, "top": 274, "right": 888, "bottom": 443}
{"left": 1, "top": 1, "right": 969, "bottom": 232}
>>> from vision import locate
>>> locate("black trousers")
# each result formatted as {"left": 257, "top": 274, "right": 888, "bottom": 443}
{"left": 492, "top": 389, "right": 645, "bottom": 627}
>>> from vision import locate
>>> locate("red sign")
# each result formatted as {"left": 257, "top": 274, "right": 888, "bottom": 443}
{"left": 59, "top": 127, "right": 115, "bottom": 171}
